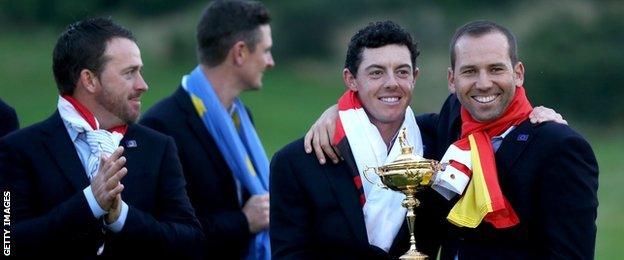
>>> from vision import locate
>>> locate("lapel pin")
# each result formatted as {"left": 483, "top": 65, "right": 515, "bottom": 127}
{"left": 126, "top": 140, "right": 137, "bottom": 148}
{"left": 517, "top": 134, "right": 529, "bottom": 141}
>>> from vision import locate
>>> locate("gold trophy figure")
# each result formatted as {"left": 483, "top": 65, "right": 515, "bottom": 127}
{"left": 363, "top": 128, "right": 443, "bottom": 260}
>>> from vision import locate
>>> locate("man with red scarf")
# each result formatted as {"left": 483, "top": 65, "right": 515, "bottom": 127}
{"left": 417, "top": 20, "right": 598, "bottom": 259}
{"left": 0, "top": 18, "right": 203, "bottom": 258}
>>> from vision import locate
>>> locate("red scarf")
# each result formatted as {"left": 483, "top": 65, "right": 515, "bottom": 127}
{"left": 453, "top": 86, "right": 532, "bottom": 228}
{"left": 62, "top": 95, "right": 128, "bottom": 134}
{"left": 460, "top": 86, "right": 532, "bottom": 139}
{"left": 332, "top": 90, "right": 366, "bottom": 205}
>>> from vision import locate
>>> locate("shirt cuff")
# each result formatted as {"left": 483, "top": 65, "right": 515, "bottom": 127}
{"left": 436, "top": 166, "right": 470, "bottom": 193}
{"left": 105, "top": 201, "right": 129, "bottom": 233}
{"left": 83, "top": 186, "right": 107, "bottom": 218}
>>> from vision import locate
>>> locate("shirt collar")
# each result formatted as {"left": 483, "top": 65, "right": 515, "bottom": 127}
{"left": 62, "top": 119, "right": 81, "bottom": 142}
{"left": 494, "top": 126, "right": 516, "bottom": 139}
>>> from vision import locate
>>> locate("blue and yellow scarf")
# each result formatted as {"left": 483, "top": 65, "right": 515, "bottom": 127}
{"left": 183, "top": 66, "right": 270, "bottom": 260}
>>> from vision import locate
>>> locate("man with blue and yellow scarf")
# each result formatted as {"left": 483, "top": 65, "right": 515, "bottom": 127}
{"left": 141, "top": 1, "right": 274, "bottom": 259}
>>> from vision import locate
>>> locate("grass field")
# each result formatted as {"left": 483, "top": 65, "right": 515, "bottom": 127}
{"left": 1, "top": 29, "right": 622, "bottom": 259}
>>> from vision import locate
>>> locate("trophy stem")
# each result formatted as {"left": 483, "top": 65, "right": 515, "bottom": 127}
{"left": 400, "top": 191, "right": 427, "bottom": 260}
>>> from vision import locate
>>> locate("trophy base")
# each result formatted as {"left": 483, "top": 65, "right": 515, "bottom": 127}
{"left": 399, "top": 249, "right": 428, "bottom": 260}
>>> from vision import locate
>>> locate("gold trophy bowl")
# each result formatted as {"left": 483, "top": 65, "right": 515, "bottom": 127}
{"left": 363, "top": 128, "right": 443, "bottom": 260}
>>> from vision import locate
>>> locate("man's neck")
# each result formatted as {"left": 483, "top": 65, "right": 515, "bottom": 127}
{"left": 371, "top": 119, "right": 404, "bottom": 149}
{"left": 71, "top": 92, "right": 122, "bottom": 129}
{"left": 200, "top": 64, "right": 244, "bottom": 110}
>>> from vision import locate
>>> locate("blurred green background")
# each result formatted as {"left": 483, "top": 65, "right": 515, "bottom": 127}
{"left": 0, "top": 0, "right": 622, "bottom": 258}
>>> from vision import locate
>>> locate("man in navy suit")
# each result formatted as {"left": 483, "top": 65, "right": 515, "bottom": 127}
{"left": 0, "top": 17, "right": 203, "bottom": 258}
{"left": 140, "top": 1, "right": 274, "bottom": 258}
{"left": 417, "top": 20, "right": 598, "bottom": 259}
{"left": 0, "top": 98, "right": 18, "bottom": 137}
{"left": 270, "top": 21, "right": 426, "bottom": 259}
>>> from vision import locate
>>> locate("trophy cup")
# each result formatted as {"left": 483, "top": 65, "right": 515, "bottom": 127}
{"left": 363, "top": 128, "right": 443, "bottom": 260}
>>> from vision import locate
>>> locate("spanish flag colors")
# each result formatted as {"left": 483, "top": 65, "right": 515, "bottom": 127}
{"left": 446, "top": 133, "right": 518, "bottom": 228}
{"left": 433, "top": 86, "right": 533, "bottom": 229}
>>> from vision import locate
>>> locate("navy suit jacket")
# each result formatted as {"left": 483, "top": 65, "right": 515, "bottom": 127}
{"left": 270, "top": 138, "right": 421, "bottom": 259}
{"left": 140, "top": 87, "right": 252, "bottom": 258}
{"left": 0, "top": 98, "right": 19, "bottom": 137}
{"left": 0, "top": 112, "right": 203, "bottom": 259}
{"left": 416, "top": 95, "right": 599, "bottom": 259}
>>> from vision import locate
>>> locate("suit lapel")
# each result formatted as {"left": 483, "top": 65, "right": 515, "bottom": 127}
{"left": 119, "top": 125, "right": 143, "bottom": 178}
{"left": 324, "top": 150, "right": 369, "bottom": 245}
{"left": 495, "top": 120, "right": 535, "bottom": 177}
{"left": 42, "top": 112, "right": 90, "bottom": 191}
{"left": 324, "top": 152, "right": 409, "bottom": 251}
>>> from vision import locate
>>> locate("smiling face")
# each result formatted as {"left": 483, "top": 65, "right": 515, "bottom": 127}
{"left": 344, "top": 44, "right": 417, "bottom": 130}
{"left": 448, "top": 32, "right": 524, "bottom": 122}
{"left": 94, "top": 37, "right": 148, "bottom": 124}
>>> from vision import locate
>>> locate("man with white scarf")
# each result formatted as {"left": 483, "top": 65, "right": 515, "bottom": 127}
{"left": 0, "top": 17, "right": 203, "bottom": 258}
{"left": 270, "top": 20, "right": 428, "bottom": 259}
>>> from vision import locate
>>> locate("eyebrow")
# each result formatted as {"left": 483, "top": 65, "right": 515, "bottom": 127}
{"left": 364, "top": 63, "right": 412, "bottom": 71}
{"left": 122, "top": 64, "right": 142, "bottom": 73}
{"left": 489, "top": 62, "right": 507, "bottom": 67}
{"left": 396, "top": 64, "right": 412, "bottom": 70}
{"left": 458, "top": 64, "right": 476, "bottom": 71}
{"left": 459, "top": 62, "right": 508, "bottom": 71}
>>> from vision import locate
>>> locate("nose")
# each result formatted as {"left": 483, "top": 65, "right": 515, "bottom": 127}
{"left": 475, "top": 70, "right": 493, "bottom": 91}
{"left": 266, "top": 53, "right": 275, "bottom": 69}
{"left": 384, "top": 73, "right": 399, "bottom": 89}
{"left": 136, "top": 73, "right": 148, "bottom": 93}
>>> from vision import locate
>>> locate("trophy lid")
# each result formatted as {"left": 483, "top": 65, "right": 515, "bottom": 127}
{"left": 375, "top": 128, "right": 437, "bottom": 188}
{"left": 387, "top": 128, "right": 425, "bottom": 165}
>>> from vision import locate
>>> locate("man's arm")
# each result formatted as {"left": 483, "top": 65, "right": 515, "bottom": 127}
{"left": 537, "top": 129, "right": 598, "bottom": 258}
{"left": 270, "top": 148, "right": 317, "bottom": 259}
{"left": 303, "top": 104, "right": 340, "bottom": 164}
{"left": 303, "top": 100, "right": 567, "bottom": 164}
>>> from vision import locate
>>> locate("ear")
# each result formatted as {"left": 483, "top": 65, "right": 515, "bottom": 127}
{"left": 343, "top": 68, "right": 357, "bottom": 92}
{"left": 447, "top": 67, "right": 456, "bottom": 94}
{"left": 513, "top": 61, "right": 525, "bottom": 86}
{"left": 78, "top": 69, "right": 99, "bottom": 94}
{"left": 412, "top": 67, "right": 420, "bottom": 85}
{"left": 231, "top": 41, "right": 248, "bottom": 66}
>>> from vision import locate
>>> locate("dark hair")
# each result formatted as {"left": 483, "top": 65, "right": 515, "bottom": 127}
{"left": 344, "top": 20, "right": 419, "bottom": 77}
{"left": 450, "top": 20, "right": 518, "bottom": 69}
{"left": 52, "top": 17, "right": 135, "bottom": 95}
{"left": 196, "top": 0, "right": 270, "bottom": 66}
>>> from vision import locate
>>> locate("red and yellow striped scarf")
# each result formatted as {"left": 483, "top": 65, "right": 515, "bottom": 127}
{"left": 447, "top": 86, "right": 532, "bottom": 229}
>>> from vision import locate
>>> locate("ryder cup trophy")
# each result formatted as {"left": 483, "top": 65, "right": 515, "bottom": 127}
{"left": 363, "top": 128, "right": 443, "bottom": 260}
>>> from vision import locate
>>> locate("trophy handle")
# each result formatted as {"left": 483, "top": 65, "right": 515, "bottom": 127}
{"left": 363, "top": 166, "right": 386, "bottom": 188}
{"left": 431, "top": 161, "right": 447, "bottom": 173}
{"left": 428, "top": 162, "right": 448, "bottom": 186}
{"left": 439, "top": 162, "right": 448, "bottom": 172}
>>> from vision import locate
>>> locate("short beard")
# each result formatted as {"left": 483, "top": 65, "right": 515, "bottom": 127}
{"left": 96, "top": 87, "right": 138, "bottom": 125}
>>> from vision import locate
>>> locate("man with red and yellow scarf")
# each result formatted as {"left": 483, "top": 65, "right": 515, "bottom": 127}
{"left": 421, "top": 20, "right": 599, "bottom": 259}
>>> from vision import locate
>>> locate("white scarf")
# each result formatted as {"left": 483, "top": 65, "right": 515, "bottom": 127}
{"left": 57, "top": 96, "right": 123, "bottom": 179}
{"left": 339, "top": 106, "right": 423, "bottom": 251}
